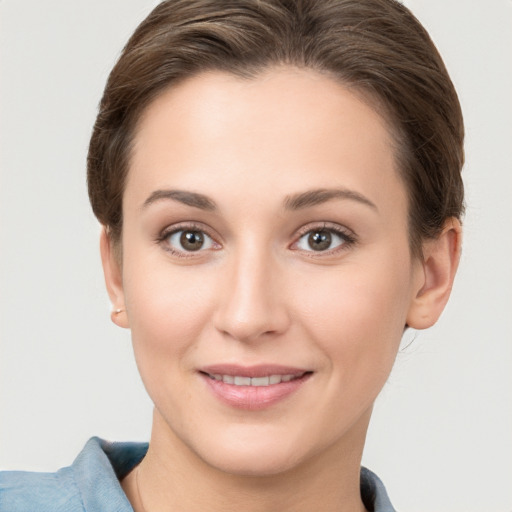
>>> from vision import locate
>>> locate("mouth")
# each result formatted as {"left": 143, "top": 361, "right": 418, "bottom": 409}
{"left": 198, "top": 365, "right": 313, "bottom": 410}
{"left": 201, "top": 372, "right": 309, "bottom": 386}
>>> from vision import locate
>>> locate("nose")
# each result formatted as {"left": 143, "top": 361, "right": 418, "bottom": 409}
{"left": 213, "top": 245, "right": 291, "bottom": 343}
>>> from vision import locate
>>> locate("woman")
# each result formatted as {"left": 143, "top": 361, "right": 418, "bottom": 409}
{"left": 0, "top": 0, "right": 464, "bottom": 510}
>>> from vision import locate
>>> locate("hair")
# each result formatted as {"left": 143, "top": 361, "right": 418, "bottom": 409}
{"left": 87, "top": 0, "right": 464, "bottom": 258}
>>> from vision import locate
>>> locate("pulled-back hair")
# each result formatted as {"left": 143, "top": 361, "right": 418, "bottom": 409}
{"left": 87, "top": 0, "right": 464, "bottom": 257}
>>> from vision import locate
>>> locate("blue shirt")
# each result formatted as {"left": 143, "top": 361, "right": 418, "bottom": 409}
{"left": 0, "top": 437, "right": 396, "bottom": 511}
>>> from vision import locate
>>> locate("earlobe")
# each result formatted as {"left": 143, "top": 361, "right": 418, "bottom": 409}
{"left": 406, "top": 218, "right": 462, "bottom": 330}
{"left": 100, "top": 228, "right": 129, "bottom": 329}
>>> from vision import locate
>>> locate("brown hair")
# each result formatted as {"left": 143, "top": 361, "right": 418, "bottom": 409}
{"left": 87, "top": 0, "right": 464, "bottom": 257}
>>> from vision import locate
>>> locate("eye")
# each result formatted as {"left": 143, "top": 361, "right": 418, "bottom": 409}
{"left": 295, "top": 228, "right": 352, "bottom": 252}
{"left": 166, "top": 229, "right": 216, "bottom": 253}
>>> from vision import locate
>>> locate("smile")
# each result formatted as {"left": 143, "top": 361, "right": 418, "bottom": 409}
{"left": 199, "top": 365, "right": 313, "bottom": 410}
{"left": 205, "top": 373, "right": 306, "bottom": 386}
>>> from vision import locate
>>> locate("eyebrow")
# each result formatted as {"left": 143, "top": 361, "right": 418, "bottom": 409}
{"left": 142, "top": 189, "right": 217, "bottom": 211}
{"left": 284, "top": 188, "right": 378, "bottom": 212}
{"left": 142, "top": 187, "right": 377, "bottom": 213}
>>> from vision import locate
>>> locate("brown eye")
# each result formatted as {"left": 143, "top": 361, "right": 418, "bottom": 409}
{"left": 180, "top": 231, "right": 204, "bottom": 251}
{"left": 295, "top": 228, "right": 350, "bottom": 253}
{"left": 166, "top": 229, "right": 215, "bottom": 253}
{"left": 307, "top": 230, "right": 332, "bottom": 251}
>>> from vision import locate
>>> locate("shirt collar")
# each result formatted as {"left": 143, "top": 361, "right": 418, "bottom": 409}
{"left": 72, "top": 437, "right": 395, "bottom": 512}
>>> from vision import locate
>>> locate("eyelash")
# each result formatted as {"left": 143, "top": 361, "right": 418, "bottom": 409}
{"left": 156, "top": 221, "right": 357, "bottom": 258}
{"left": 292, "top": 222, "right": 357, "bottom": 256}
{"left": 156, "top": 222, "right": 220, "bottom": 259}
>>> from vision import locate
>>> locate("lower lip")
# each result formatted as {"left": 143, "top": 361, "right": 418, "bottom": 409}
{"left": 201, "top": 373, "right": 312, "bottom": 411}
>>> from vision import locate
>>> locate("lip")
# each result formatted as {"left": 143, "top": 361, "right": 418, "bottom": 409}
{"left": 199, "top": 364, "right": 313, "bottom": 411}
{"left": 201, "top": 364, "right": 309, "bottom": 378}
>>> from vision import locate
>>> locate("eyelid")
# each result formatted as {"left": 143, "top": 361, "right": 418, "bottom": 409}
{"left": 294, "top": 221, "right": 356, "bottom": 240}
{"left": 159, "top": 221, "right": 217, "bottom": 239}
{"left": 290, "top": 222, "right": 357, "bottom": 254}
{"left": 157, "top": 221, "right": 222, "bottom": 256}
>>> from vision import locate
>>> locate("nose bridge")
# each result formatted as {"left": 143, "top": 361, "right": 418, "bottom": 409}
{"left": 214, "top": 240, "right": 288, "bottom": 342}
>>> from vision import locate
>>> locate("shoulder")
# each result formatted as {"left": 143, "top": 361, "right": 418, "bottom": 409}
{"left": 0, "top": 466, "right": 83, "bottom": 512}
{"left": 0, "top": 437, "right": 148, "bottom": 512}
{"left": 360, "top": 466, "right": 396, "bottom": 512}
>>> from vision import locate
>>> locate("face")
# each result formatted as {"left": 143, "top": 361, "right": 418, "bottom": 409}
{"left": 108, "top": 68, "right": 427, "bottom": 476}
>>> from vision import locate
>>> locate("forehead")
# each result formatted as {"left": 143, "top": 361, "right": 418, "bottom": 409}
{"left": 126, "top": 67, "right": 406, "bottom": 218}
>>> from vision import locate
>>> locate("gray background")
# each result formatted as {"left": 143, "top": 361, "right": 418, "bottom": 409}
{"left": 1, "top": 1, "right": 511, "bottom": 510}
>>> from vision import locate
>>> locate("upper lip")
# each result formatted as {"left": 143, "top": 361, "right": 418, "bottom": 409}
{"left": 200, "top": 364, "right": 311, "bottom": 378}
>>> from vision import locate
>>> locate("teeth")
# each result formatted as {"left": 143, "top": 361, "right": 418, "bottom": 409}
{"left": 234, "top": 376, "right": 251, "bottom": 386}
{"left": 210, "top": 373, "right": 301, "bottom": 386}
{"left": 269, "top": 374, "right": 282, "bottom": 384}
{"left": 251, "top": 376, "right": 269, "bottom": 386}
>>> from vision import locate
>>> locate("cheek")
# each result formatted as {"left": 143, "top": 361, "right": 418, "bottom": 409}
{"left": 122, "top": 253, "right": 218, "bottom": 369}
{"left": 294, "top": 257, "right": 413, "bottom": 372}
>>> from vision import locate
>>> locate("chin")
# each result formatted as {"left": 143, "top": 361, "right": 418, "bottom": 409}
{"left": 202, "top": 445, "right": 305, "bottom": 477}
{"left": 189, "top": 423, "right": 319, "bottom": 477}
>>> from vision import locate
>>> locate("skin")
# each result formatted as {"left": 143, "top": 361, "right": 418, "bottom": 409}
{"left": 101, "top": 67, "right": 461, "bottom": 512}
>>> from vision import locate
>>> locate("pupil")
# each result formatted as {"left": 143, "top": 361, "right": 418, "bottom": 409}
{"left": 308, "top": 230, "right": 331, "bottom": 251}
{"left": 180, "top": 231, "right": 204, "bottom": 251}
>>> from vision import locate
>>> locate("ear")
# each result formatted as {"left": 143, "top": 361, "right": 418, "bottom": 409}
{"left": 100, "top": 227, "right": 129, "bottom": 329}
{"left": 406, "top": 218, "right": 462, "bottom": 330}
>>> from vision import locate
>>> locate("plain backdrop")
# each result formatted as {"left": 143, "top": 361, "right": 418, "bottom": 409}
{"left": 1, "top": 1, "right": 511, "bottom": 511}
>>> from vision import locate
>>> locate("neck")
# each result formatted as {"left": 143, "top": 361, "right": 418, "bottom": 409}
{"left": 124, "top": 408, "right": 370, "bottom": 512}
